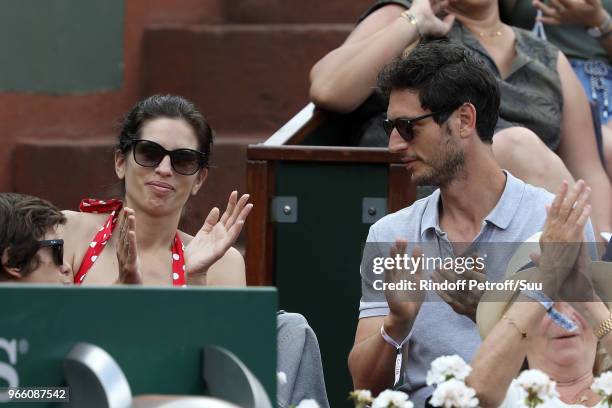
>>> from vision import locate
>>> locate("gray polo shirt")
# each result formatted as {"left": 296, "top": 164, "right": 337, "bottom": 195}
{"left": 358, "top": 171, "right": 595, "bottom": 406}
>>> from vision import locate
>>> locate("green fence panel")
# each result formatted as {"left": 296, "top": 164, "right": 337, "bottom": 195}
{"left": 0, "top": 0, "right": 124, "bottom": 93}
{"left": 275, "top": 161, "right": 389, "bottom": 408}
{"left": 0, "top": 285, "right": 277, "bottom": 407}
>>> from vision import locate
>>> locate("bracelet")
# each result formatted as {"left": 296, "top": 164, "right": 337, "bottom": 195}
{"left": 380, "top": 324, "right": 410, "bottom": 350}
{"left": 400, "top": 10, "right": 422, "bottom": 38}
{"left": 381, "top": 325, "right": 410, "bottom": 387}
{"left": 502, "top": 315, "right": 527, "bottom": 339}
{"left": 596, "top": 313, "right": 612, "bottom": 339}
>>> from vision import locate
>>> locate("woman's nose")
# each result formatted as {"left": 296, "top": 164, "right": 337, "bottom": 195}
{"left": 155, "top": 155, "right": 173, "bottom": 175}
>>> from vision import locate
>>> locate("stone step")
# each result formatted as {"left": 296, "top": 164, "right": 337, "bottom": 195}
{"left": 221, "top": 0, "right": 372, "bottom": 24}
{"left": 12, "top": 134, "right": 264, "bottom": 239}
{"left": 141, "top": 24, "right": 351, "bottom": 133}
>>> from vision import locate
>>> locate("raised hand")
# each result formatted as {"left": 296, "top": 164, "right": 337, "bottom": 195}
{"left": 116, "top": 207, "right": 142, "bottom": 284}
{"left": 432, "top": 256, "right": 486, "bottom": 322}
{"left": 537, "top": 180, "right": 592, "bottom": 296}
{"left": 184, "top": 191, "right": 253, "bottom": 280}
{"left": 409, "top": 0, "right": 456, "bottom": 38}
{"left": 534, "top": 0, "right": 608, "bottom": 28}
{"left": 384, "top": 241, "right": 427, "bottom": 324}
{"left": 539, "top": 181, "right": 591, "bottom": 267}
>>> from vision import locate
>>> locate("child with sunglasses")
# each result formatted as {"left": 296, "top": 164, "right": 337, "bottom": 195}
{"left": 0, "top": 193, "right": 73, "bottom": 284}
{"left": 59, "top": 95, "right": 252, "bottom": 286}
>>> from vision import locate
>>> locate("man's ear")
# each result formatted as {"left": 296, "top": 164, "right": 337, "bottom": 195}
{"left": 457, "top": 103, "right": 477, "bottom": 139}
{"left": 115, "top": 149, "right": 126, "bottom": 180}
{"left": 191, "top": 168, "right": 208, "bottom": 196}
{"left": 1, "top": 248, "right": 22, "bottom": 280}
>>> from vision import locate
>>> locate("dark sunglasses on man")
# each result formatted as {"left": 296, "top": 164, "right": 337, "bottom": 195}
{"left": 130, "top": 139, "right": 208, "bottom": 176}
{"left": 38, "top": 239, "right": 64, "bottom": 267}
{"left": 382, "top": 112, "right": 442, "bottom": 143}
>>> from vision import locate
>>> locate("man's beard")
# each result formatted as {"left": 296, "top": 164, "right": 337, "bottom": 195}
{"left": 411, "top": 129, "right": 465, "bottom": 188}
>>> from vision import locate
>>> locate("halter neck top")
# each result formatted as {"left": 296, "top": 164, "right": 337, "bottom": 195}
{"left": 74, "top": 198, "right": 186, "bottom": 286}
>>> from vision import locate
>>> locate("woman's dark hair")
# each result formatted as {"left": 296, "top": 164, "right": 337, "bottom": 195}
{"left": 0, "top": 193, "right": 66, "bottom": 276}
{"left": 117, "top": 94, "right": 214, "bottom": 167}
{"left": 377, "top": 38, "right": 500, "bottom": 143}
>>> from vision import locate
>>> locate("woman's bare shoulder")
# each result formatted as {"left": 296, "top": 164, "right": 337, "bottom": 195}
{"left": 58, "top": 210, "right": 109, "bottom": 253}
{"left": 59, "top": 210, "right": 111, "bottom": 240}
{"left": 207, "top": 247, "right": 246, "bottom": 287}
{"left": 177, "top": 230, "right": 245, "bottom": 286}
{"left": 59, "top": 210, "right": 113, "bottom": 272}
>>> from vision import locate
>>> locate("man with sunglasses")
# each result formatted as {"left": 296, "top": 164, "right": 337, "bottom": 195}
{"left": 350, "top": 40, "right": 596, "bottom": 405}
{"left": 0, "top": 193, "right": 73, "bottom": 283}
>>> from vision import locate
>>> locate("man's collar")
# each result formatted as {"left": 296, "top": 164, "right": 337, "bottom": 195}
{"left": 420, "top": 189, "right": 442, "bottom": 237}
{"left": 419, "top": 171, "right": 525, "bottom": 237}
{"left": 483, "top": 171, "right": 524, "bottom": 229}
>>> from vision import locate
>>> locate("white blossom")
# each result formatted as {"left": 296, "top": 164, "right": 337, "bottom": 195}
{"left": 593, "top": 372, "right": 612, "bottom": 396}
{"left": 295, "top": 399, "right": 320, "bottom": 408}
{"left": 429, "top": 379, "right": 479, "bottom": 408}
{"left": 516, "top": 369, "right": 559, "bottom": 407}
{"left": 426, "top": 355, "right": 473, "bottom": 386}
{"left": 349, "top": 389, "right": 373, "bottom": 404}
{"left": 592, "top": 372, "right": 612, "bottom": 407}
{"left": 277, "top": 371, "right": 287, "bottom": 385}
{"left": 372, "top": 389, "right": 413, "bottom": 408}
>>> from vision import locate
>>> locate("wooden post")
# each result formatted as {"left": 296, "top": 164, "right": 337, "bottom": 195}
{"left": 245, "top": 159, "right": 275, "bottom": 286}
{"left": 388, "top": 163, "right": 416, "bottom": 213}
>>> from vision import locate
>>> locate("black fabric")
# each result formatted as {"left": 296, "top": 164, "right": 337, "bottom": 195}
{"left": 604, "top": 239, "right": 612, "bottom": 262}
{"left": 356, "top": 0, "right": 412, "bottom": 25}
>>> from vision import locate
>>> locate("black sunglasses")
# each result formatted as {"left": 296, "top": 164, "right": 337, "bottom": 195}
{"left": 130, "top": 139, "right": 208, "bottom": 176}
{"left": 383, "top": 111, "right": 442, "bottom": 142}
{"left": 38, "top": 239, "right": 64, "bottom": 267}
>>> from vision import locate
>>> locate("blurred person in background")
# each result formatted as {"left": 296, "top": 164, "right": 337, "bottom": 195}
{"left": 502, "top": 0, "right": 612, "bottom": 180}
{"left": 309, "top": 0, "right": 612, "bottom": 237}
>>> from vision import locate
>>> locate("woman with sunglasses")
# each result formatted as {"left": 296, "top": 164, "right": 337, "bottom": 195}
{"left": 60, "top": 95, "right": 252, "bottom": 286}
{"left": 309, "top": 0, "right": 612, "bottom": 239}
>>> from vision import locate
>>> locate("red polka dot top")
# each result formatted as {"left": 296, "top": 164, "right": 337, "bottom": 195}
{"left": 74, "top": 199, "right": 187, "bottom": 286}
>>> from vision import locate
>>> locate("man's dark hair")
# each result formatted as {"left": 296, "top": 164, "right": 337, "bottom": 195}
{"left": 377, "top": 38, "right": 500, "bottom": 143}
{"left": 117, "top": 94, "right": 214, "bottom": 167}
{"left": 0, "top": 193, "right": 66, "bottom": 276}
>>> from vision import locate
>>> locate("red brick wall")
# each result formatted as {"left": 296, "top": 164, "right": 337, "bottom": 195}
{"left": 0, "top": 0, "right": 222, "bottom": 192}
{"left": 3, "top": 0, "right": 373, "bottom": 199}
